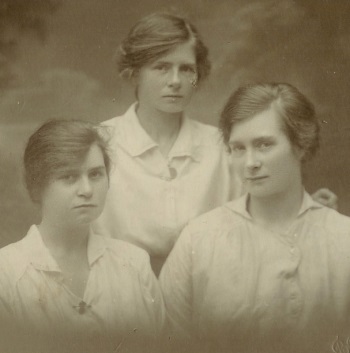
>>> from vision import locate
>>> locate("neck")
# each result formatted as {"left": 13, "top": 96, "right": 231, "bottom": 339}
{"left": 248, "top": 184, "right": 304, "bottom": 231}
{"left": 38, "top": 220, "right": 89, "bottom": 255}
{"left": 136, "top": 103, "right": 181, "bottom": 156}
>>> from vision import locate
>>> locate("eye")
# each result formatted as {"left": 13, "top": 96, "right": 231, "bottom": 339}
{"left": 229, "top": 144, "right": 245, "bottom": 155}
{"left": 153, "top": 63, "right": 169, "bottom": 73}
{"left": 59, "top": 174, "right": 78, "bottom": 183}
{"left": 256, "top": 141, "right": 273, "bottom": 150}
{"left": 181, "top": 65, "right": 196, "bottom": 73}
{"left": 89, "top": 169, "right": 106, "bottom": 180}
{"left": 181, "top": 65, "right": 197, "bottom": 79}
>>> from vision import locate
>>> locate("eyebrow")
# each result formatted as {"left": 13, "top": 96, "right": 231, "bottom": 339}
{"left": 229, "top": 136, "right": 275, "bottom": 144}
{"left": 88, "top": 166, "right": 106, "bottom": 172}
{"left": 153, "top": 59, "right": 196, "bottom": 66}
{"left": 55, "top": 165, "right": 106, "bottom": 174}
{"left": 253, "top": 136, "right": 275, "bottom": 143}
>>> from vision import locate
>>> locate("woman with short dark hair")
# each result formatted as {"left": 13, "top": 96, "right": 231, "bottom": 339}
{"left": 160, "top": 83, "right": 350, "bottom": 353}
{"left": 0, "top": 120, "right": 164, "bottom": 352}
{"left": 93, "top": 12, "right": 240, "bottom": 275}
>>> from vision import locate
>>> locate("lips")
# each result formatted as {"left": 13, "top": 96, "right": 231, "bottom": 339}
{"left": 245, "top": 176, "right": 268, "bottom": 182}
{"left": 74, "top": 204, "right": 96, "bottom": 208}
{"left": 163, "top": 95, "right": 183, "bottom": 99}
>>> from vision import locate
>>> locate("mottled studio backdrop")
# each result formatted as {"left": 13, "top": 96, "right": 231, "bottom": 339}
{"left": 1, "top": 0, "right": 349, "bottom": 247}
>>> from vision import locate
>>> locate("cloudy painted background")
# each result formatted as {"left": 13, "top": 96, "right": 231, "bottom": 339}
{"left": 1, "top": 0, "right": 350, "bottom": 247}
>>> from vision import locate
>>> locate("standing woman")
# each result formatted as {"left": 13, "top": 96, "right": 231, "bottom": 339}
{"left": 93, "top": 13, "right": 241, "bottom": 274}
{"left": 0, "top": 120, "right": 164, "bottom": 352}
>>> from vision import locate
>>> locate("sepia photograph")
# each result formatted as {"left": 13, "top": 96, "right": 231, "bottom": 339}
{"left": 0, "top": 0, "right": 350, "bottom": 352}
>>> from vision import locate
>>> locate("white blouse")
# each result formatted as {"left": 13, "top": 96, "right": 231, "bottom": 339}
{"left": 159, "top": 192, "right": 350, "bottom": 352}
{"left": 0, "top": 225, "right": 164, "bottom": 350}
{"left": 93, "top": 103, "right": 241, "bottom": 257}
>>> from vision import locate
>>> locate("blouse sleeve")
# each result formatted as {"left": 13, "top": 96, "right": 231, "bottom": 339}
{"left": 159, "top": 226, "right": 194, "bottom": 339}
{"left": 0, "top": 252, "right": 16, "bottom": 323}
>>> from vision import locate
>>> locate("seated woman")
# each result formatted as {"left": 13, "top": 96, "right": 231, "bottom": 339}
{"left": 159, "top": 83, "right": 350, "bottom": 353}
{"left": 0, "top": 120, "right": 164, "bottom": 352}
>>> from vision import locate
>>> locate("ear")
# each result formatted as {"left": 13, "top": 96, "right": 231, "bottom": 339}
{"left": 293, "top": 145, "right": 305, "bottom": 161}
{"left": 129, "top": 68, "right": 139, "bottom": 86}
{"left": 120, "top": 68, "right": 137, "bottom": 82}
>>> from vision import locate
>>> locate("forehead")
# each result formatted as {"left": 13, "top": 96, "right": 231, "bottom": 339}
{"left": 229, "top": 107, "right": 286, "bottom": 142}
{"left": 51, "top": 144, "right": 105, "bottom": 174}
{"left": 153, "top": 41, "right": 196, "bottom": 64}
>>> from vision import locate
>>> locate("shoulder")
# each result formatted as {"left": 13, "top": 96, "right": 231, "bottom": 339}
{"left": 0, "top": 232, "right": 30, "bottom": 260}
{"left": 0, "top": 237, "right": 29, "bottom": 282}
{"left": 299, "top": 205, "right": 350, "bottom": 253}
{"left": 101, "top": 115, "right": 124, "bottom": 129}
{"left": 309, "top": 206, "right": 350, "bottom": 234}
{"left": 305, "top": 207, "right": 350, "bottom": 259}
{"left": 183, "top": 201, "right": 244, "bottom": 243}
{"left": 100, "top": 102, "right": 133, "bottom": 133}
{"left": 188, "top": 119, "right": 223, "bottom": 146}
{"left": 189, "top": 119, "right": 217, "bottom": 134}
{"left": 101, "top": 104, "right": 135, "bottom": 128}
{"left": 100, "top": 112, "right": 125, "bottom": 140}
{"left": 100, "top": 104, "right": 138, "bottom": 149}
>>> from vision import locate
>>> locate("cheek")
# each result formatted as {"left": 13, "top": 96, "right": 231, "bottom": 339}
{"left": 42, "top": 192, "right": 67, "bottom": 215}
{"left": 96, "top": 181, "right": 109, "bottom": 199}
{"left": 183, "top": 80, "right": 195, "bottom": 95}
{"left": 139, "top": 73, "right": 161, "bottom": 89}
{"left": 231, "top": 158, "right": 245, "bottom": 176}
{"left": 269, "top": 150, "right": 300, "bottom": 177}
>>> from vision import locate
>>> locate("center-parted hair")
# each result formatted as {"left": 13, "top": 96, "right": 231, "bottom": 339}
{"left": 24, "top": 120, "right": 111, "bottom": 204}
{"left": 219, "top": 82, "right": 320, "bottom": 162}
{"left": 118, "top": 12, "right": 210, "bottom": 84}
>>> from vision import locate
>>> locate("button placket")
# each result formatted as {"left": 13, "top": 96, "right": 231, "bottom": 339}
{"left": 161, "top": 159, "right": 178, "bottom": 229}
{"left": 286, "top": 273, "right": 303, "bottom": 318}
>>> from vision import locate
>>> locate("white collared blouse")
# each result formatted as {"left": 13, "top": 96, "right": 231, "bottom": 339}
{"left": 0, "top": 225, "right": 164, "bottom": 345}
{"left": 159, "top": 192, "right": 350, "bottom": 352}
{"left": 93, "top": 103, "right": 241, "bottom": 257}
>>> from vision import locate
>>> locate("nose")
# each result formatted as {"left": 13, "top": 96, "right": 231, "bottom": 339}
{"left": 77, "top": 176, "right": 93, "bottom": 198}
{"left": 245, "top": 150, "right": 261, "bottom": 171}
{"left": 167, "top": 68, "right": 181, "bottom": 88}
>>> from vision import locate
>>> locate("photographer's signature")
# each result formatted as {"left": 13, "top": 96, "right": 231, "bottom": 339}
{"left": 332, "top": 336, "right": 350, "bottom": 353}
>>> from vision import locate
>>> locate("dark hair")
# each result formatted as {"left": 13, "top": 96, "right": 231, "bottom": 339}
{"left": 24, "top": 120, "right": 111, "bottom": 204}
{"left": 118, "top": 12, "right": 210, "bottom": 84}
{"left": 219, "top": 82, "right": 320, "bottom": 162}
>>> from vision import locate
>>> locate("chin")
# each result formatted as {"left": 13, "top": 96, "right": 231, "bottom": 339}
{"left": 248, "top": 188, "right": 273, "bottom": 199}
{"left": 159, "top": 104, "right": 186, "bottom": 114}
{"left": 75, "top": 215, "right": 96, "bottom": 225}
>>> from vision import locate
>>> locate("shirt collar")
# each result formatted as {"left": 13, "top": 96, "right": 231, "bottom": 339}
{"left": 117, "top": 103, "right": 158, "bottom": 157}
{"left": 20, "top": 225, "right": 61, "bottom": 273}
{"left": 20, "top": 225, "right": 107, "bottom": 274}
{"left": 168, "top": 115, "right": 201, "bottom": 162}
{"left": 116, "top": 103, "right": 202, "bottom": 161}
{"left": 225, "top": 190, "right": 323, "bottom": 220}
{"left": 87, "top": 229, "right": 108, "bottom": 266}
